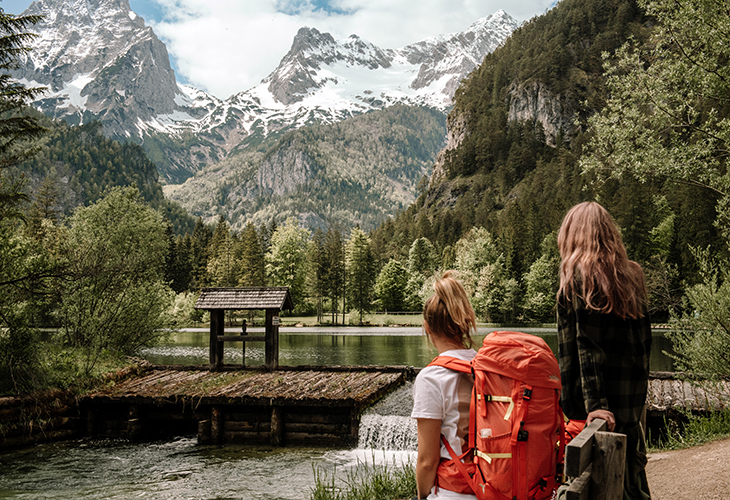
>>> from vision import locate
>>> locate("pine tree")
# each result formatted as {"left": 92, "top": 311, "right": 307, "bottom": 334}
{"left": 346, "top": 227, "right": 375, "bottom": 325}
{"left": 0, "top": 9, "right": 47, "bottom": 220}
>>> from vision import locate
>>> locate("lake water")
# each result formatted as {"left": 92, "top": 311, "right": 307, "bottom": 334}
{"left": 0, "top": 327, "right": 676, "bottom": 499}
{"left": 141, "top": 326, "right": 676, "bottom": 372}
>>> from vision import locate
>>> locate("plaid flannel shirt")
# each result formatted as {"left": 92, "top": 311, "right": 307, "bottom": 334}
{"left": 557, "top": 293, "right": 652, "bottom": 426}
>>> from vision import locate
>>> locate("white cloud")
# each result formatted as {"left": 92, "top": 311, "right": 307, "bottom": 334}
{"left": 150, "top": 0, "right": 555, "bottom": 99}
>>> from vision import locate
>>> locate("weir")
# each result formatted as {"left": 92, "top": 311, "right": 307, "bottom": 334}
{"left": 357, "top": 382, "right": 417, "bottom": 451}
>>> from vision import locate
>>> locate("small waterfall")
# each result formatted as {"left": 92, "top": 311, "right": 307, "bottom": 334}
{"left": 358, "top": 414, "right": 417, "bottom": 450}
{"left": 357, "top": 382, "right": 417, "bottom": 451}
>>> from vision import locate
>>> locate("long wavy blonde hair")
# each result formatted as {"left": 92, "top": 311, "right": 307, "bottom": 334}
{"left": 423, "top": 271, "right": 476, "bottom": 348}
{"left": 557, "top": 202, "right": 647, "bottom": 319}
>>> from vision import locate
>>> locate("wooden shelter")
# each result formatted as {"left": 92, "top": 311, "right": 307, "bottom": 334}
{"left": 195, "top": 287, "right": 294, "bottom": 371}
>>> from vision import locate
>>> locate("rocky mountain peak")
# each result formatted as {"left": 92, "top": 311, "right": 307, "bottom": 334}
{"left": 16, "top": 0, "right": 180, "bottom": 140}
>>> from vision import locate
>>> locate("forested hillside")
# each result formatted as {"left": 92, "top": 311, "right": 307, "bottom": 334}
{"left": 369, "top": 0, "right": 724, "bottom": 321}
{"left": 165, "top": 105, "right": 447, "bottom": 231}
{"left": 11, "top": 115, "right": 196, "bottom": 234}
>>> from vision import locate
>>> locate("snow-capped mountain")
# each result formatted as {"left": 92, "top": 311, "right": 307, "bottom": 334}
{"left": 15, "top": 0, "right": 518, "bottom": 182}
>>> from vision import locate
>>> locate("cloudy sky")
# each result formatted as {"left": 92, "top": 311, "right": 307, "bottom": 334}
{"left": 3, "top": 0, "right": 557, "bottom": 99}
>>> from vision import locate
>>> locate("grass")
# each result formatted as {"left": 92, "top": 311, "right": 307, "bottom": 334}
{"left": 650, "top": 408, "right": 730, "bottom": 452}
{"left": 310, "top": 456, "right": 416, "bottom": 500}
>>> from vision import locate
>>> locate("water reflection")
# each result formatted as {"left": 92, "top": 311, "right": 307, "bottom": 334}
{"left": 143, "top": 327, "right": 675, "bottom": 372}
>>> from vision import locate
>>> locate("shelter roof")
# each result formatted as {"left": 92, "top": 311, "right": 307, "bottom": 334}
{"left": 195, "top": 287, "right": 293, "bottom": 311}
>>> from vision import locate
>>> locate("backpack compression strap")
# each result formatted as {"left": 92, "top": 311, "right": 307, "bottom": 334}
{"left": 427, "top": 356, "right": 472, "bottom": 374}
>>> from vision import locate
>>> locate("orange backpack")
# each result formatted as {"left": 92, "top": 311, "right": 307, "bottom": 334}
{"left": 428, "top": 331, "right": 565, "bottom": 500}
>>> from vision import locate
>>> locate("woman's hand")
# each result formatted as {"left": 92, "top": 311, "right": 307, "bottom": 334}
{"left": 416, "top": 418, "right": 442, "bottom": 499}
{"left": 586, "top": 409, "right": 615, "bottom": 431}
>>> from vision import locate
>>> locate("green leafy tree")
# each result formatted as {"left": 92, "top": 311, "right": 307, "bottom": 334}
{"left": 453, "top": 227, "right": 510, "bottom": 322}
{"left": 207, "top": 226, "right": 241, "bottom": 287}
{"left": 581, "top": 0, "right": 730, "bottom": 242}
{"left": 346, "top": 227, "right": 375, "bottom": 324}
{"left": 265, "top": 216, "right": 311, "bottom": 310}
{"left": 59, "top": 187, "right": 174, "bottom": 371}
{"left": 374, "top": 259, "right": 409, "bottom": 312}
{"left": 667, "top": 248, "right": 730, "bottom": 379}
{"left": 521, "top": 234, "right": 560, "bottom": 322}
{"left": 522, "top": 254, "right": 558, "bottom": 323}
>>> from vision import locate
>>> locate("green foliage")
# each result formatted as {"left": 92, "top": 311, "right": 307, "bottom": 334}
{"left": 453, "top": 228, "right": 512, "bottom": 322}
{"left": 582, "top": 0, "right": 730, "bottom": 243}
{"left": 310, "top": 458, "right": 415, "bottom": 500}
{"left": 346, "top": 227, "right": 376, "bottom": 324}
{"left": 0, "top": 11, "right": 47, "bottom": 171}
{"left": 0, "top": 10, "right": 47, "bottom": 220}
{"left": 0, "top": 219, "right": 61, "bottom": 393}
{"left": 266, "top": 217, "right": 312, "bottom": 310}
{"left": 666, "top": 248, "right": 730, "bottom": 378}
{"left": 522, "top": 253, "right": 559, "bottom": 323}
{"left": 59, "top": 187, "right": 175, "bottom": 367}
{"left": 407, "top": 237, "right": 438, "bottom": 277}
{"left": 374, "top": 259, "right": 410, "bottom": 311}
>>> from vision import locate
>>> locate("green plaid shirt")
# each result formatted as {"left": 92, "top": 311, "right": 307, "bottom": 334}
{"left": 557, "top": 293, "right": 652, "bottom": 425}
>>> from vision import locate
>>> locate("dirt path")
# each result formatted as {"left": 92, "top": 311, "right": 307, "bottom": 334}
{"left": 646, "top": 437, "right": 730, "bottom": 499}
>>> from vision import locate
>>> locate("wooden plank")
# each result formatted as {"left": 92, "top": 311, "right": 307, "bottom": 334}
{"left": 591, "top": 431, "right": 626, "bottom": 500}
{"left": 565, "top": 418, "right": 608, "bottom": 478}
{"left": 217, "top": 335, "right": 266, "bottom": 342}
{"left": 566, "top": 464, "right": 591, "bottom": 500}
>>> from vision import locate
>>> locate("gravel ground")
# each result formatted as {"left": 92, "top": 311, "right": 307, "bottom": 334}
{"left": 646, "top": 437, "right": 730, "bottom": 499}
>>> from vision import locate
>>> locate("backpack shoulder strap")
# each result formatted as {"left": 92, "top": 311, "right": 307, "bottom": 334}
{"left": 427, "top": 355, "right": 472, "bottom": 374}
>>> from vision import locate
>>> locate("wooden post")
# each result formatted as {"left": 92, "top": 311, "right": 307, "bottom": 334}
{"left": 210, "top": 309, "right": 225, "bottom": 370}
{"left": 271, "top": 405, "right": 284, "bottom": 446}
{"left": 211, "top": 406, "right": 223, "bottom": 444}
{"left": 591, "top": 432, "right": 626, "bottom": 500}
{"left": 241, "top": 319, "right": 247, "bottom": 367}
{"left": 198, "top": 419, "right": 211, "bottom": 445}
{"left": 564, "top": 419, "right": 626, "bottom": 500}
{"left": 265, "top": 309, "right": 279, "bottom": 371}
{"left": 127, "top": 405, "right": 142, "bottom": 440}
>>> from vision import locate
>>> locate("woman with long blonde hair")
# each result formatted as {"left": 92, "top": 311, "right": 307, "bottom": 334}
{"left": 411, "top": 271, "right": 477, "bottom": 500}
{"left": 557, "top": 201, "right": 652, "bottom": 500}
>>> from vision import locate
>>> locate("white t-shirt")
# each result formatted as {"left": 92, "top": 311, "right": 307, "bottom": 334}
{"left": 411, "top": 348, "right": 477, "bottom": 500}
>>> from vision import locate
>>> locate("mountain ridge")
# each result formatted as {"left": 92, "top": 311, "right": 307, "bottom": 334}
{"left": 14, "top": 0, "right": 518, "bottom": 183}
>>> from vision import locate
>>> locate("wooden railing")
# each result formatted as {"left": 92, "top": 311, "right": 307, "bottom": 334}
{"left": 563, "top": 419, "right": 626, "bottom": 500}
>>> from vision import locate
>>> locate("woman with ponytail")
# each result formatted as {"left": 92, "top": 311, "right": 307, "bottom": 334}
{"left": 557, "top": 202, "right": 652, "bottom": 500}
{"left": 411, "top": 271, "right": 477, "bottom": 500}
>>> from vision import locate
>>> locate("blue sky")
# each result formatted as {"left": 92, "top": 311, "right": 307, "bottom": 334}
{"left": 2, "top": 0, "right": 558, "bottom": 99}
